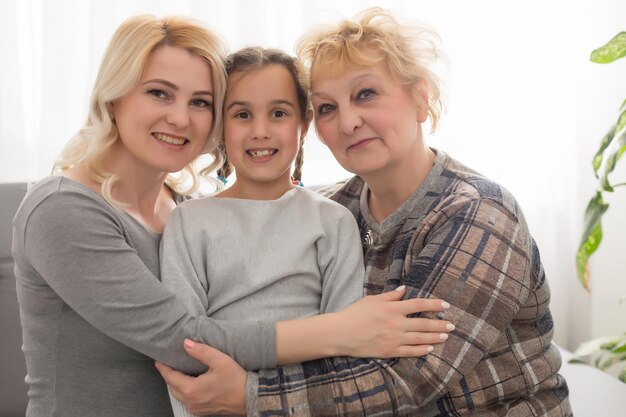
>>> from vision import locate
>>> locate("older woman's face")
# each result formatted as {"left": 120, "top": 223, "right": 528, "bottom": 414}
{"left": 310, "top": 65, "right": 427, "bottom": 178}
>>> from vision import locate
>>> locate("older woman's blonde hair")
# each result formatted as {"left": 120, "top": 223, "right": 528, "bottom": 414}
{"left": 296, "top": 7, "right": 444, "bottom": 133}
{"left": 54, "top": 15, "right": 228, "bottom": 202}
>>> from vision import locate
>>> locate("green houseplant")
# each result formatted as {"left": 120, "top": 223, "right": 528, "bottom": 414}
{"left": 572, "top": 32, "right": 626, "bottom": 383}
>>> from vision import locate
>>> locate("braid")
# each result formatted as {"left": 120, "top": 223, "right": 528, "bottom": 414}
{"left": 292, "top": 139, "right": 304, "bottom": 182}
{"left": 216, "top": 140, "right": 232, "bottom": 180}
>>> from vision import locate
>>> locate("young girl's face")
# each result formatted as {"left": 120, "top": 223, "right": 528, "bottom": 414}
{"left": 223, "top": 64, "right": 304, "bottom": 193}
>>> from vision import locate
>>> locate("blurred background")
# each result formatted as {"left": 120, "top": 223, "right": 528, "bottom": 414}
{"left": 1, "top": 0, "right": 625, "bottom": 353}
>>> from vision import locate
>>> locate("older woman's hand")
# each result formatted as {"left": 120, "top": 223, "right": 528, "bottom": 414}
{"left": 155, "top": 339, "right": 247, "bottom": 416}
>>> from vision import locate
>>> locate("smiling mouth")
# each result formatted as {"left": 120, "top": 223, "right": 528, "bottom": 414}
{"left": 153, "top": 133, "right": 188, "bottom": 146}
{"left": 246, "top": 149, "right": 277, "bottom": 158}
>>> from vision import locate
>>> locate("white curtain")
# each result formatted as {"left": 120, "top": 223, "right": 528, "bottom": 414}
{"left": 2, "top": 0, "right": 626, "bottom": 351}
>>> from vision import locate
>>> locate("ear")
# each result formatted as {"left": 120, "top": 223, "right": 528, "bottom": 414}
{"left": 106, "top": 101, "right": 115, "bottom": 118}
{"left": 413, "top": 82, "right": 429, "bottom": 123}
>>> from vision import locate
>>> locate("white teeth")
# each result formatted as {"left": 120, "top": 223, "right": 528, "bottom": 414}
{"left": 154, "top": 133, "right": 186, "bottom": 145}
{"left": 248, "top": 149, "right": 276, "bottom": 158}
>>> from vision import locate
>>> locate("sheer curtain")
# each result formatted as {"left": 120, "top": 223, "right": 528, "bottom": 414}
{"left": 2, "top": 0, "right": 626, "bottom": 350}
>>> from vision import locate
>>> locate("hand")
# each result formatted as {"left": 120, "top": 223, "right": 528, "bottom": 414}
{"left": 331, "top": 286, "right": 454, "bottom": 358}
{"left": 155, "top": 339, "right": 247, "bottom": 416}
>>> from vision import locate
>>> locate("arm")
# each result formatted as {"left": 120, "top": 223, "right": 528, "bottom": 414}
{"left": 19, "top": 191, "right": 274, "bottom": 373}
{"left": 316, "top": 205, "right": 364, "bottom": 313}
{"left": 250, "top": 197, "right": 534, "bottom": 415}
{"left": 160, "top": 206, "right": 209, "bottom": 317}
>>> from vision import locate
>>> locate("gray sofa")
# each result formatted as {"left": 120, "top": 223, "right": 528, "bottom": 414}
{"left": 1, "top": 181, "right": 625, "bottom": 416}
{"left": 0, "top": 182, "right": 29, "bottom": 417}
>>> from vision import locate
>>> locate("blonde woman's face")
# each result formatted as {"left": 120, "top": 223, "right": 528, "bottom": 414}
{"left": 311, "top": 65, "right": 427, "bottom": 180}
{"left": 111, "top": 45, "right": 214, "bottom": 174}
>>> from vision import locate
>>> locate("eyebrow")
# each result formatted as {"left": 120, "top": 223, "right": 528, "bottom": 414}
{"left": 226, "top": 99, "right": 296, "bottom": 111}
{"left": 141, "top": 79, "right": 213, "bottom": 97}
{"left": 311, "top": 72, "right": 376, "bottom": 98}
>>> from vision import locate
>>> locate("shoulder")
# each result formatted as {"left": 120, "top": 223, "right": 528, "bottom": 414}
{"left": 165, "top": 195, "right": 221, "bottom": 232}
{"left": 294, "top": 187, "right": 355, "bottom": 219}
{"left": 15, "top": 176, "right": 118, "bottom": 227}
{"left": 318, "top": 176, "right": 364, "bottom": 202}
{"left": 175, "top": 194, "right": 218, "bottom": 213}
{"left": 13, "top": 176, "right": 127, "bottom": 256}
{"left": 433, "top": 150, "right": 524, "bottom": 222}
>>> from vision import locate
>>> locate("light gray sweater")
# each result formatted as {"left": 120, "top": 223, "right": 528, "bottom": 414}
{"left": 160, "top": 187, "right": 365, "bottom": 417}
{"left": 11, "top": 177, "right": 276, "bottom": 417}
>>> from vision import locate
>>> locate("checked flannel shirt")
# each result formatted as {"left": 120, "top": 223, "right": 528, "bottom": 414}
{"left": 246, "top": 149, "right": 572, "bottom": 416}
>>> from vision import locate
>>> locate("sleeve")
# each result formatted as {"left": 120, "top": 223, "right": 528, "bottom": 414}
{"left": 316, "top": 204, "right": 364, "bottom": 313}
{"left": 160, "top": 206, "right": 209, "bottom": 317}
{"left": 248, "top": 197, "right": 533, "bottom": 416}
{"left": 21, "top": 191, "right": 276, "bottom": 374}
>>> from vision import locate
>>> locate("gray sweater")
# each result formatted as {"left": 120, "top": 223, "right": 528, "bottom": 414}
{"left": 11, "top": 177, "right": 275, "bottom": 417}
{"left": 161, "top": 187, "right": 364, "bottom": 320}
{"left": 160, "top": 187, "right": 365, "bottom": 417}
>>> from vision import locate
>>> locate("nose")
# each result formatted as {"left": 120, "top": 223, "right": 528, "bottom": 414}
{"left": 339, "top": 106, "right": 363, "bottom": 136}
{"left": 166, "top": 102, "right": 190, "bottom": 129}
{"left": 252, "top": 117, "right": 270, "bottom": 140}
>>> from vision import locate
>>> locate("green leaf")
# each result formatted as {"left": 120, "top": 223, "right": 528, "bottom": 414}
{"left": 573, "top": 335, "right": 617, "bottom": 357}
{"left": 590, "top": 32, "right": 626, "bottom": 63}
{"left": 599, "top": 356, "right": 618, "bottom": 371}
{"left": 617, "top": 109, "right": 626, "bottom": 134}
{"left": 610, "top": 337, "right": 626, "bottom": 354}
{"left": 619, "top": 366, "right": 626, "bottom": 384}
{"left": 577, "top": 192, "right": 609, "bottom": 289}
{"left": 598, "top": 128, "right": 626, "bottom": 191}
{"left": 592, "top": 125, "right": 616, "bottom": 175}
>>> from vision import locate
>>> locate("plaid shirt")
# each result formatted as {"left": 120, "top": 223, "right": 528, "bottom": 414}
{"left": 250, "top": 149, "right": 572, "bottom": 416}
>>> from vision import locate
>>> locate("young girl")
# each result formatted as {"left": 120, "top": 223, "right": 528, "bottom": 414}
{"left": 160, "top": 46, "right": 393, "bottom": 416}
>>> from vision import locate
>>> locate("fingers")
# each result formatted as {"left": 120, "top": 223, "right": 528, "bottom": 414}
{"left": 154, "top": 361, "right": 195, "bottom": 389}
{"left": 401, "top": 330, "right": 450, "bottom": 346}
{"left": 405, "top": 317, "right": 455, "bottom": 334}
{"left": 397, "top": 297, "right": 450, "bottom": 315}
{"left": 393, "top": 344, "right": 436, "bottom": 358}
{"left": 370, "top": 285, "right": 406, "bottom": 302}
{"left": 182, "top": 339, "right": 222, "bottom": 366}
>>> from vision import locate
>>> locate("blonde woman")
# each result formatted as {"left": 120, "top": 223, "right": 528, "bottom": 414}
{"left": 12, "top": 14, "right": 451, "bottom": 417}
{"left": 159, "top": 8, "right": 572, "bottom": 417}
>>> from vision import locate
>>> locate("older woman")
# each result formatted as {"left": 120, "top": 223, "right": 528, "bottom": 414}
{"left": 159, "top": 7, "right": 572, "bottom": 417}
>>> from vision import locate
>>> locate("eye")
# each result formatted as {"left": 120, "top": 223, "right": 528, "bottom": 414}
{"left": 190, "top": 98, "right": 213, "bottom": 109}
{"left": 356, "top": 88, "right": 376, "bottom": 101}
{"left": 234, "top": 111, "right": 251, "bottom": 119}
{"left": 147, "top": 89, "right": 168, "bottom": 99}
{"left": 272, "top": 110, "right": 287, "bottom": 118}
{"left": 317, "top": 103, "right": 335, "bottom": 116}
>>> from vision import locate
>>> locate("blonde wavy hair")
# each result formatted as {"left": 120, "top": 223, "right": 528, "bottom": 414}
{"left": 54, "top": 15, "right": 228, "bottom": 202}
{"left": 296, "top": 7, "right": 445, "bottom": 133}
